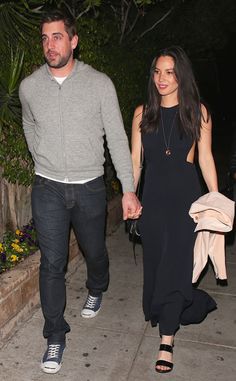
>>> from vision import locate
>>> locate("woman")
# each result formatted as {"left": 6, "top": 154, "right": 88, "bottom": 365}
{"left": 131, "top": 46, "right": 218, "bottom": 373}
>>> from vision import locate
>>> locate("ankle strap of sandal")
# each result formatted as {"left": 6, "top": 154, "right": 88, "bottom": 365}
{"left": 159, "top": 344, "right": 173, "bottom": 353}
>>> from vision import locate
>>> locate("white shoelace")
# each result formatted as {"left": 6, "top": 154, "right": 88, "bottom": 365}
{"left": 84, "top": 295, "right": 98, "bottom": 308}
{"left": 47, "top": 344, "right": 61, "bottom": 359}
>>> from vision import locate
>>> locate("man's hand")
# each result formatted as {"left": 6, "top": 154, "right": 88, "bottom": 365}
{"left": 122, "top": 192, "right": 142, "bottom": 220}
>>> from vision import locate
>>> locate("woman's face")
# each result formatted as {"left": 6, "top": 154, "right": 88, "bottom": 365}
{"left": 153, "top": 55, "right": 178, "bottom": 100}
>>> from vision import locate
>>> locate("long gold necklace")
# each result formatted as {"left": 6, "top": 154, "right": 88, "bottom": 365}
{"left": 160, "top": 108, "right": 177, "bottom": 156}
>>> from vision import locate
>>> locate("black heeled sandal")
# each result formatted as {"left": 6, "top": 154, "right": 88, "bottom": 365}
{"left": 155, "top": 344, "right": 174, "bottom": 374}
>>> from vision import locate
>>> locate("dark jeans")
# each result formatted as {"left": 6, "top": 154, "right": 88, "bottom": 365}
{"left": 31, "top": 175, "right": 109, "bottom": 344}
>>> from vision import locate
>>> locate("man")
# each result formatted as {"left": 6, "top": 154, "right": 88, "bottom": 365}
{"left": 19, "top": 8, "right": 141, "bottom": 374}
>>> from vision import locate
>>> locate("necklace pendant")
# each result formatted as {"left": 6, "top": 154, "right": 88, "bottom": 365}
{"left": 165, "top": 149, "right": 171, "bottom": 156}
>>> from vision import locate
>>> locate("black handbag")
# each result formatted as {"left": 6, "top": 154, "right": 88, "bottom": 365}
{"left": 127, "top": 217, "right": 142, "bottom": 244}
{"left": 126, "top": 148, "right": 144, "bottom": 262}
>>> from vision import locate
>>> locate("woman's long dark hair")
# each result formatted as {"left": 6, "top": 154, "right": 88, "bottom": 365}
{"left": 141, "top": 46, "right": 209, "bottom": 140}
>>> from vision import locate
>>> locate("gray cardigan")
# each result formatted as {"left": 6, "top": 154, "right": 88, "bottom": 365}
{"left": 19, "top": 60, "right": 134, "bottom": 192}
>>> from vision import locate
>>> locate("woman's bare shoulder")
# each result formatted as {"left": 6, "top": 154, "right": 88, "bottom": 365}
{"left": 134, "top": 104, "right": 144, "bottom": 118}
{"left": 200, "top": 103, "right": 211, "bottom": 121}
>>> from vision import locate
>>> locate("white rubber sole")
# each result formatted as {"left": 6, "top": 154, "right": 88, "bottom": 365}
{"left": 40, "top": 360, "right": 62, "bottom": 374}
{"left": 81, "top": 307, "right": 101, "bottom": 319}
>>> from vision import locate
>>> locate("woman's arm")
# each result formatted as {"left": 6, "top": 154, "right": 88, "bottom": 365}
{"left": 131, "top": 105, "right": 143, "bottom": 191}
{"left": 197, "top": 104, "right": 218, "bottom": 192}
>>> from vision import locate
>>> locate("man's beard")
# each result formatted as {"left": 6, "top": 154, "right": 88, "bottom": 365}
{"left": 44, "top": 50, "right": 73, "bottom": 69}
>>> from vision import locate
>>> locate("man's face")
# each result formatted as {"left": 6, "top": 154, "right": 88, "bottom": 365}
{"left": 41, "top": 20, "right": 78, "bottom": 69}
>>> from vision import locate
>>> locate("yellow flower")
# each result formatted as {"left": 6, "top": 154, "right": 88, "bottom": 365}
{"left": 11, "top": 243, "right": 24, "bottom": 253}
{"left": 0, "top": 242, "right": 3, "bottom": 252}
{"left": 15, "top": 229, "right": 24, "bottom": 236}
{"left": 13, "top": 239, "right": 20, "bottom": 243}
{"left": 10, "top": 254, "right": 19, "bottom": 262}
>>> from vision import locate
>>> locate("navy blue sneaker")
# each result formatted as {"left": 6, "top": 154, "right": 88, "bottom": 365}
{"left": 40, "top": 343, "right": 65, "bottom": 374}
{"left": 81, "top": 293, "right": 102, "bottom": 318}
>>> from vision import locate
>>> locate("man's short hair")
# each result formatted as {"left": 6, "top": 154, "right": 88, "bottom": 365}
{"left": 40, "top": 8, "right": 77, "bottom": 39}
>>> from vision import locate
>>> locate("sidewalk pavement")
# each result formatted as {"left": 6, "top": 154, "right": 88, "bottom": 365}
{"left": 0, "top": 224, "right": 236, "bottom": 381}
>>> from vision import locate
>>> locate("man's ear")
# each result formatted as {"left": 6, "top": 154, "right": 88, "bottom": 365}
{"left": 71, "top": 34, "right": 79, "bottom": 50}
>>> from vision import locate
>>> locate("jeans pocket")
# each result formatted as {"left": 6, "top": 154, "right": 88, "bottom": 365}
{"left": 84, "top": 176, "right": 106, "bottom": 193}
{"left": 33, "top": 175, "right": 47, "bottom": 187}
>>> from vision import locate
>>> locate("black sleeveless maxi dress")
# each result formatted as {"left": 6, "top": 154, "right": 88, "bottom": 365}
{"left": 139, "top": 105, "right": 216, "bottom": 334}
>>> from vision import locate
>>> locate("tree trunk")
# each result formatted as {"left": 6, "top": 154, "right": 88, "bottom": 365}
{"left": 0, "top": 169, "right": 32, "bottom": 239}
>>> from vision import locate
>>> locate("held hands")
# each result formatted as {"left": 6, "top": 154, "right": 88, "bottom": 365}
{"left": 122, "top": 192, "right": 142, "bottom": 220}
